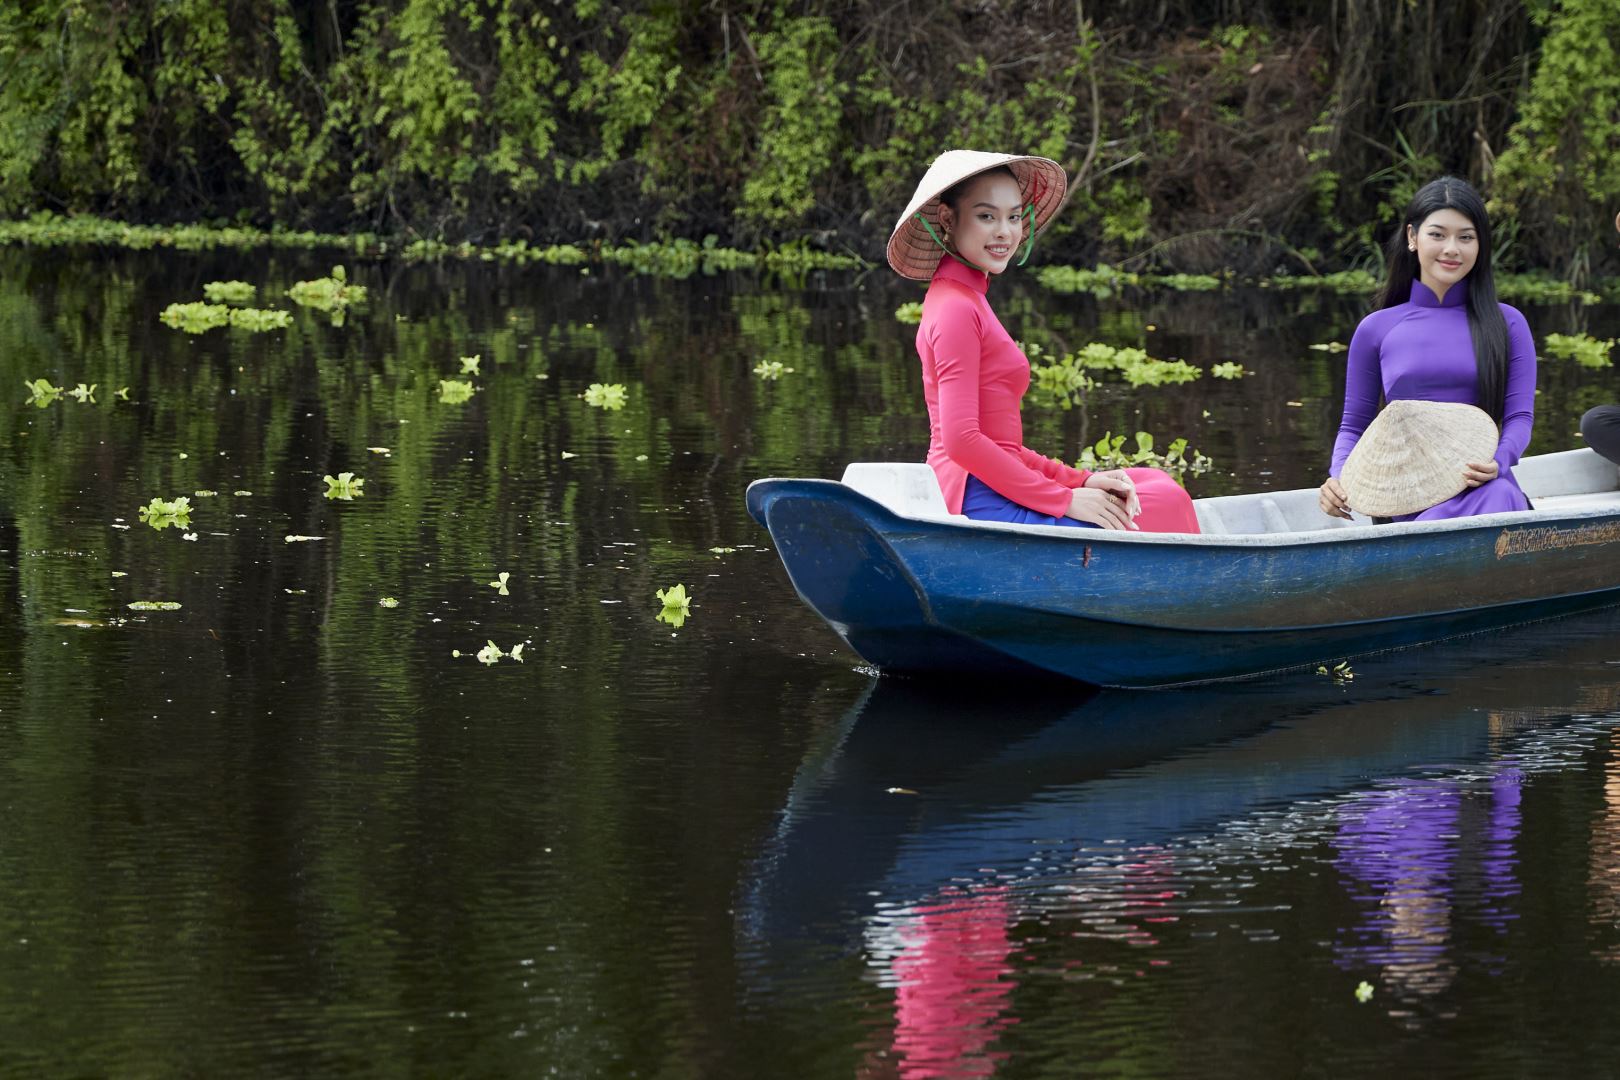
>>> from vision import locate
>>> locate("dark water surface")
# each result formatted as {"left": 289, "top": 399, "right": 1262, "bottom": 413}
{"left": 3, "top": 248, "right": 1620, "bottom": 1076}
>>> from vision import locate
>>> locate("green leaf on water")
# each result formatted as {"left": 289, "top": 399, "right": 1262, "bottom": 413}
{"left": 582, "top": 382, "right": 628, "bottom": 409}
{"left": 284, "top": 534, "right": 324, "bottom": 543}
{"left": 439, "top": 379, "right": 476, "bottom": 403}
{"left": 323, "top": 472, "right": 364, "bottom": 500}
{"left": 1355, "top": 981, "right": 1374, "bottom": 1003}
{"left": 136, "top": 496, "right": 192, "bottom": 530}
{"left": 202, "top": 280, "right": 256, "bottom": 304}
{"left": 67, "top": 382, "right": 96, "bottom": 403}
{"left": 1308, "top": 341, "right": 1348, "bottom": 352}
{"left": 1210, "top": 361, "right": 1246, "bottom": 379}
{"left": 476, "top": 640, "right": 504, "bottom": 665}
{"left": 489, "top": 571, "right": 511, "bottom": 595}
{"left": 24, "top": 379, "right": 63, "bottom": 407}
{"left": 128, "top": 601, "right": 182, "bottom": 611}
{"left": 460, "top": 354, "right": 482, "bottom": 375}
{"left": 656, "top": 583, "right": 692, "bottom": 628}
{"left": 752, "top": 360, "right": 794, "bottom": 380}
{"left": 378, "top": 597, "right": 399, "bottom": 608}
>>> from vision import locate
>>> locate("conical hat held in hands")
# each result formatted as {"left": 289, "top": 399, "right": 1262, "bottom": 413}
{"left": 1339, "top": 399, "right": 1500, "bottom": 517}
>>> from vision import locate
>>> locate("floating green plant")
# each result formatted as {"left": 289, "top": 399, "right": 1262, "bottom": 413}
{"left": 457, "top": 640, "right": 526, "bottom": 665}
{"left": 284, "top": 534, "right": 324, "bottom": 542}
{"left": 160, "top": 301, "right": 230, "bottom": 333}
{"left": 322, "top": 472, "right": 364, "bottom": 500}
{"left": 202, "top": 280, "right": 256, "bottom": 304}
{"left": 460, "top": 354, "right": 482, "bottom": 375}
{"left": 227, "top": 307, "right": 293, "bottom": 331}
{"left": 1263, "top": 269, "right": 1378, "bottom": 294}
{"left": 378, "top": 597, "right": 400, "bottom": 608}
{"left": 1210, "top": 362, "right": 1246, "bottom": 379}
{"left": 894, "top": 301, "right": 924, "bottom": 325}
{"left": 1035, "top": 264, "right": 1141, "bottom": 298}
{"left": 1317, "top": 659, "right": 1355, "bottom": 683}
{"left": 136, "top": 496, "right": 192, "bottom": 530}
{"left": 752, "top": 361, "right": 794, "bottom": 381}
{"left": 1308, "top": 341, "right": 1348, "bottom": 353}
{"left": 582, "top": 382, "right": 628, "bottom": 409}
{"left": 489, "top": 571, "right": 511, "bottom": 595}
{"left": 193, "top": 489, "right": 218, "bottom": 497}
{"left": 1075, "top": 431, "right": 1213, "bottom": 482}
{"left": 1497, "top": 274, "right": 1601, "bottom": 305}
{"left": 288, "top": 264, "right": 366, "bottom": 313}
{"left": 438, "top": 379, "right": 477, "bottom": 403}
{"left": 656, "top": 583, "right": 692, "bottom": 628}
{"left": 1033, "top": 343, "right": 1199, "bottom": 402}
{"left": 1355, "top": 981, "right": 1374, "bottom": 1003}
{"left": 24, "top": 378, "right": 63, "bottom": 407}
{"left": 1543, "top": 332, "right": 1615, "bottom": 369}
{"left": 127, "top": 601, "right": 182, "bottom": 611}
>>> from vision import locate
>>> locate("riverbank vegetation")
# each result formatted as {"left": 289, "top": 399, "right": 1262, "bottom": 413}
{"left": 1, "top": 1, "right": 1617, "bottom": 280}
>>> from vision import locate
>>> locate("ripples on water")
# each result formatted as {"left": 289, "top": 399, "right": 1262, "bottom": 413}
{"left": 2, "top": 249, "right": 1620, "bottom": 1075}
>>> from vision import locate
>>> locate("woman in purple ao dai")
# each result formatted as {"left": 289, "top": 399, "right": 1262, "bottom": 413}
{"left": 1319, "top": 177, "right": 1536, "bottom": 522}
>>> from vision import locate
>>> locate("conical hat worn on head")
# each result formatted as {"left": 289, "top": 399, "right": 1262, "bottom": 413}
{"left": 1339, "top": 399, "right": 1500, "bottom": 517}
{"left": 887, "top": 151, "right": 1069, "bottom": 280}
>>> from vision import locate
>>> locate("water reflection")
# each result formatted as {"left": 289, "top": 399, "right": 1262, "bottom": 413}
{"left": 1593, "top": 730, "right": 1620, "bottom": 964}
{"left": 744, "top": 610, "right": 1620, "bottom": 1069}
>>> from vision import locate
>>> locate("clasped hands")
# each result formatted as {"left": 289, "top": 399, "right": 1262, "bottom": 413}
{"left": 1318, "top": 459, "right": 1497, "bottom": 520}
{"left": 1067, "top": 469, "right": 1142, "bottom": 530}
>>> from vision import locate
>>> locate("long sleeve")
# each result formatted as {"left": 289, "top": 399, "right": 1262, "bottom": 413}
{"left": 1330, "top": 314, "right": 1388, "bottom": 476}
{"left": 1016, "top": 446, "right": 1091, "bottom": 488}
{"left": 928, "top": 301, "right": 1075, "bottom": 519}
{"left": 1494, "top": 306, "right": 1537, "bottom": 472}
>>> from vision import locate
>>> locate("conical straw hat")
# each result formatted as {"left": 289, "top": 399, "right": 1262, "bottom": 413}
{"left": 1340, "top": 399, "right": 1499, "bottom": 517}
{"left": 887, "top": 151, "right": 1068, "bottom": 280}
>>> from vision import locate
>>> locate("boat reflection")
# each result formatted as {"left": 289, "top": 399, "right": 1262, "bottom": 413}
{"left": 740, "top": 609, "right": 1620, "bottom": 1067}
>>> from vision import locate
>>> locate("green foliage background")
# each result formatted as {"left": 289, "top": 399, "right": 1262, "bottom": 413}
{"left": 1, "top": 0, "right": 1617, "bottom": 277}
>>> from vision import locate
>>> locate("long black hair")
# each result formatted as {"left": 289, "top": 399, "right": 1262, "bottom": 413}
{"left": 1375, "top": 176, "right": 1510, "bottom": 423}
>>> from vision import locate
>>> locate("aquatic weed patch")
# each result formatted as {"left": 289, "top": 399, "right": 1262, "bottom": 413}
{"left": 1543, "top": 333, "right": 1615, "bottom": 368}
{"left": 1076, "top": 431, "right": 1213, "bottom": 482}
{"left": 137, "top": 496, "right": 193, "bottom": 530}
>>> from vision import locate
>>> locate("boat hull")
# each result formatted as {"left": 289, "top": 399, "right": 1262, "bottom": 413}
{"left": 746, "top": 478, "right": 1620, "bottom": 687}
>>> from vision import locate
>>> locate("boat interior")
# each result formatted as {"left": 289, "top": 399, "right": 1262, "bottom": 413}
{"left": 840, "top": 448, "right": 1620, "bottom": 536}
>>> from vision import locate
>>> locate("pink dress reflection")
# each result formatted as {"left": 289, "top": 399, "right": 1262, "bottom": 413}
{"left": 886, "top": 886, "right": 1017, "bottom": 1078}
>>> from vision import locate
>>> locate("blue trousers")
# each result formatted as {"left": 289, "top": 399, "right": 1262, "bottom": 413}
{"left": 961, "top": 475, "right": 1099, "bottom": 528}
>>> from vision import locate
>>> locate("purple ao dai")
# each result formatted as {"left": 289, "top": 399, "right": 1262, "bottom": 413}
{"left": 1330, "top": 280, "right": 1536, "bottom": 520}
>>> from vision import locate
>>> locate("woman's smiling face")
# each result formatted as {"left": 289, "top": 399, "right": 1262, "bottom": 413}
{"left": 939, "top": 171, "right": 1026, "bottom": 274}
{"left": 1408, "top": 208, "right": 1478, "bottom": 301}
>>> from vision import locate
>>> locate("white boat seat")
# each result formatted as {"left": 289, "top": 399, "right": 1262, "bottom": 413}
{"left": 1513, "top": 447, "right": 1620, "bottom": 500}
{"left": 840, "top": 463, "right": 968, "bottom": 521}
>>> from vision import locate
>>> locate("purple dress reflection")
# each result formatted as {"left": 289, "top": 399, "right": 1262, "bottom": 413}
{"left": 1335, "top": 779, "right": 1461, "bottom": 996}
{"left": 1330, "top": 279, "right": 1537, "bottom": 520}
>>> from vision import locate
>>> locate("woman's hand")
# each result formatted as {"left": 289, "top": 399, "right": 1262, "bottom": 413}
{"left": 1319, "top": 477, "right": 1353, "bottom": 519}
{"left": 1085, "top": 470, "right": 1141, "bottom": 519}
{"left": 1067, "top": 483, "right": 1137, "bottom": 530}
{"left": 1462, "top": 459, "right": 1498, "bottom": 487}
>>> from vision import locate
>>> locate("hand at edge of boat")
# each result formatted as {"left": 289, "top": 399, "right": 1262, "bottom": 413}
{"left": 1069, "top": 479, "right": 1138, "bottom": 530}
{"left": 1085, "top": 470, "right": 1142, "bottom": 519}
{"left": 1319, "top": 476, "right": 1353, "bottom": 520}
{"left": 1461, "top": 459, "right": 1498, "bottom": 487}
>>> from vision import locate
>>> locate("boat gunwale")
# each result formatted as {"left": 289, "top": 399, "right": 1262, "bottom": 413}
{"left": 746, "top": 476, "right": 1620, "bottom": 551}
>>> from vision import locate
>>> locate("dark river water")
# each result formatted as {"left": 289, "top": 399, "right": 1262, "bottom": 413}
{"left": 3, "top": 248, "right": 1620, "bottom": 1076}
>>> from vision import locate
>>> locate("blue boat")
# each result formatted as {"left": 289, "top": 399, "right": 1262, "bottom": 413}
{"left": 745, "top": 448, "right": 1620, "bottom": 687}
